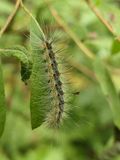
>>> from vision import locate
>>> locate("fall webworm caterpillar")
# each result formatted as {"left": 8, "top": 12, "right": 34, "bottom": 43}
{"left": 44, "top": 25, "right": 71, "bottom": 128}
{"left": 30, "top": 18, "right": 72, "bottom": 128}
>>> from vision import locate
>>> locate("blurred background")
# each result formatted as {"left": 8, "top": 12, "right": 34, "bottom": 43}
{"left": 0, "top": 0, "right": 120, "bottom": 159}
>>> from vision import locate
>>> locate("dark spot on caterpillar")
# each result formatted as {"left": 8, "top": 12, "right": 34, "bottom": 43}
{"left": 48, "top": 52, "right": 54, "bottom": 59}
{"left": 53, "top": 72, "right": 60, "bottom": 79}
{"left": 55, "top": 84, "right": 58, "bottom": 89}
{"left": 45, "top": 41, "right": 52, "bottom": 50}
{"left": 58, "top": 102, "right": 64, "bottom": 111}
{"left": 55, "top": 84, "right": 59, "bottom": 90}
{"left": 57, "top": 91, "right": 64, "bottom": 98}
{"left": 53, "top": 71, "right": 60, "bottom": 77}
{"left": 57, "top": 80, "right": 62, "bottom": 86}
{"left": 52, "top": 60, "right": 58, "bottom": 66}
{"left": 59, "top": 90, "right": 64, "bottom": 95}
{"left": 57, "top": 111, "right": 62, "bottom": 123}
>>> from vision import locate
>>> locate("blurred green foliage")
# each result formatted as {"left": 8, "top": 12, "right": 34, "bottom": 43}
{"left": 1, "top": 0, "right": 120, "bottom": 159}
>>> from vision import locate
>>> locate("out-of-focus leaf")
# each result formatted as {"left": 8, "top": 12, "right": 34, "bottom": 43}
{"left": 95, "top": 0, "right": 101, "bottom": 5}
{"left": 111, "top": 39, "right": 120, "bottom": 54}
{"left": 0, "top": 34, "right": 22, "bottom": 48}
{"left": 94, "top": 58, "right": 120, "bottom": 129}
{"left": 108, "top": 53, "right": 120, "bottom": 68}
{"left": 0, "top": 1, "right": 13, "bottom": 14}
{"left": 0, "top": 60, "right": 6, "bottom": 137}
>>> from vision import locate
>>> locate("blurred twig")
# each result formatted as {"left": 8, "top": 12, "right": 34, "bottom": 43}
{"left": 45, "top": 0, "right": 95, "bottom": 60}
{"left": 85, "top": 0, "right": 120, "bottom": 42}
{"left": 68, "top": 59, "right": 96, "bottom": 81}
{"left": 0, "top": 0, "right": 21, "bottom": 37}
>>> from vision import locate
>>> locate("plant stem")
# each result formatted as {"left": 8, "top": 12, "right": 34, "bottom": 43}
{"left": 85, "top": 0, "right": 120, "bottom": 42}
{"left": 0, "top": 0, "right": 21, "bottom": 37}
{"left": 20, "top": 0, "right": 45, "bottom": 39}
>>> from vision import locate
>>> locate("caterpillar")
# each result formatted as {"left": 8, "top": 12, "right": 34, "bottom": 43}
{"left": 43, "top": 29, "right": 65, "bottom": 127}
{"left": 30, "top": 19, "right": 70, "bottom": 129}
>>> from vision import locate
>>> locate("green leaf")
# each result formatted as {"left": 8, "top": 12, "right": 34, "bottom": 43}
{"left": 111, "top": 39, "right": 120, "bottom": 54}
{"left": 94, "top": 58, "right": 120, "bottom": 128}
{"left": 30, "top": 20, "right": 50, "bottom": 129}
{"left": 0, "top": 46, "right": 32, "bottom": 84}
{"left": 0, "top": 46, "right": 29, "bottom": 64}
{"left": 0, "top": 59, "right": 6, "bottom": 137}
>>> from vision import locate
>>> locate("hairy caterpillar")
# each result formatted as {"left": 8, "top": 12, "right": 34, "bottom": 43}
{"left": 43, "top": 28, "right": 65, "bottom": 127}
{"left": 30, "top": 19, "right": 71, "bottom": 129}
